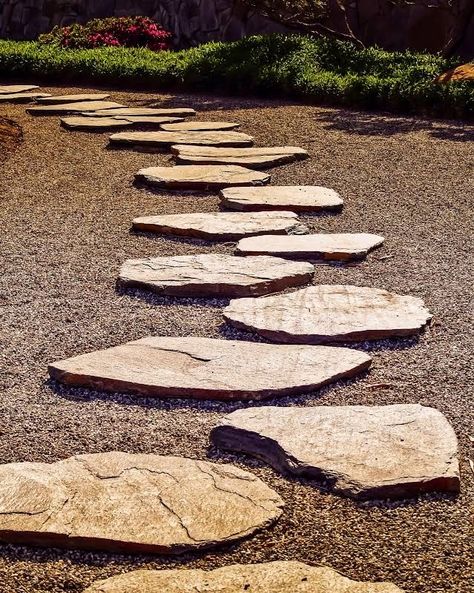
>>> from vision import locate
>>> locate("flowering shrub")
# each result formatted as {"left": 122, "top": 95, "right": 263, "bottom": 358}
{"left": 38, "top": 17, "right": 172, "bottom": 51}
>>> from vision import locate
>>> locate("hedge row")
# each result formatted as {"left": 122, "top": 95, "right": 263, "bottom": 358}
{"left": 0, "top": 34, "right": 472, "bottom": 118}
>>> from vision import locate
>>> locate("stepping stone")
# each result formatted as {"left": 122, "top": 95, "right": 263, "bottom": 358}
{"left": 0, "top": 451, "right": 283, "bottom": 553}
{"left": 221, "top": 185, "right": 343, "bottom": 212}
{"left": 161, "top": 121, "right": 239, "bottom": 131}
{"left": 26, "top": 101, "right": 125, "bottom": 115}
{"left": 212, "top": 404, "right": 460, "bottom": 500}
{"left": 118, "top": 254, "right": 314, "bottom": 297}
{"left": 172, "top": 145, "right": 308, "bottom": 168}
{"left": 132, "top": 211, "right": 301, "bottom": 241}
{"left": 0, "top": 84, "right": 39, "bottom": 94}
{"left": 83, "top": 560, "right": 404, "bottom": 593}
{"left": 48, "top": 336, "right": 371, "bottom": 400}
{"left": 136, "top": 165, "right": 270, "bottom": 190}
{"left": 110, "top": 130, "right": 254, "bottom": 149}
{"left": 224, "top": 285, "right": 433, "bottom": 343}
{"left": 236, "top": 233, "right": 385, "bottom": 262}
{"left": 60, "top": 115, "right": 183, "bottom": 131}
{"left": 85, "top": 107, "right": 196, "bottom": 117}
{"left": 0, "top": 92, "right": 51, "bottom": 103}
{"left": 35, "top": 93, "right": 110, "bottom": 104}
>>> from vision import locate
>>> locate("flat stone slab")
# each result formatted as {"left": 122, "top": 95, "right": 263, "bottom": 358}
{"left": 35, "top": 93, "right": 110, "bottom": 104}
{"left": 224, "top": 285, "right": 433, "bottom": 343}
{"left": 84, "top": 107, "right": 196, "bottom": 117}
{"left": 26, "top": 101, "right": 125, "bottom": 115}
{"left": 0, "top": 92, "right": 51, "bottom": 103}
{"left": 60, "top": 115, "right": 183, "bottom": 131}
{"left": 110, "top": 130, "right": 254, "bottom": 149}
{"left": 0, "top": 451, "right": 283, "bottom": 553}
{"left": 162, "top": 121, "right": 239, "bottom": 131}
{"left": 221, "top": 185, "right": 343, "bottom": 212}
{"left": 132, "top": 211, "right": 300, "bottom": 241}
{"left": 118, "top": 254, "right": 314, "bottom": 297}
{"left": 83, "top": 561, "right": 404, "bottom": 593}
{"left": 0, "top": 84, "right": 39, "bottom": 94}
{"left": 48, "top": 336, "right": 371, "bottom": 400}
{"left": 236, "top": 233, "right": 385, "bottom": 262}
{"left": 136, "top": 165, "right": 270, "bottom": 190}
{"left": 212, "top": 405, "right": 460, "bottom": 500}
{"left": 172, "top": 145, "right": 308, "bottom": 168}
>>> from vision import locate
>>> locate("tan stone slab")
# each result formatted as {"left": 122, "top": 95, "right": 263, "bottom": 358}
{"left": 85, "top": 107, "right": 196, "bottom": 117}
{"left": 135, "top": 165, "right": 270, "bottom": 190}
{"left": 221, "top": 185, "right": 343, "bottom": 212}
{"left": 48, "top": 336, "right": 371, "bottom": 400}
{"left": 26, "top": 101, "right": 125, "bottom": 115}
{"left": 212, "top": 405, "right": 460, "bottom": 500}
{"left": 172, "top": 145, "right": 308, "bottom": 168}
{"left": 161, "top": 121, "right": 239, "bottom": 131}
{"left": 0, "top": 451, "right": 283, "bottom": 553}
{"left": 35, "top": 93, "right": 110, "bottom": 104}
{"left": 224, "top": 285, "right": 433, "bottom": 343}
{"left": 132, "top": 211, "right": 300, "bottom": 241}
{"left": 0, "top": 92, "right": 51, "bottom": 103}
{"left": 110, "top": 130, "right": 254, "bottom": 149}
{"left": 0, "top": 84, "right": 39, "bottom": 94}
{"left": 60, "top": 115, "right": 183, "bottom": 131}
{"left": 118, "top": 254, "right": 314, "bottom": 297}
{"left": 83, "top": 561, "right": 404, "bottom": 593}
{"left": 236, "top": 233, "right": 385, "bottom": 262}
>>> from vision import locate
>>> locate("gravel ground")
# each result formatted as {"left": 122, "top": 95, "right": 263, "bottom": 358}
{"left": 0, "top": 85, "right": 472, "bottom": 593}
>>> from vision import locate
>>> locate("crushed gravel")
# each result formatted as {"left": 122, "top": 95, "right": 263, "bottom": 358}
{"left": 0, "top": 85, "right": 472, "bottom": 593}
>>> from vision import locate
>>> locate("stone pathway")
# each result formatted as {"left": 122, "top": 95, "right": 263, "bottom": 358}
{"left": 161, "top": 120, "right": 240, "bottom": 131}
{"left": 172, "top": 145, "right": 309, "bottom": 168}
{"left": 109, "top": 130, "right": 254, "bottom": 149}
{"left": 0, "top": 84, "right": 39, "bottom": 93}
{"left": 211, "top": 404, "right": 460, "bottom": 499}
{"left": 48, "top": 336, "right": 371, "bottom": 400}
{"left": 60, "top": 115, "right": 184, "bottom": 130}
{"left": 118, "top": 253, "right": 314, "bottom": 297}
{"left": 83, "top": 561, "right": 404, "bottom": 593}
{"left": 235, "top": 232, "right": 385, "bottom": 261}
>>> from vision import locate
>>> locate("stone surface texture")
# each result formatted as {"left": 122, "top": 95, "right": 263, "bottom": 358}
{"left": 0, "top": 92, "right": 51, "bottom": 103}
{"left": 0, "top": 451, "right": 283, "bottom": 553}
{"left": 118, "top": 253, "right": 314, "bottom": 297}
{"left": 60, "top": 116, "right": 183, "bottom": 131}
{"left": 161, "top": 121, "right": 239, "bottom": 131}
{"left": 83, "top": 561, "right": 404, "bottom": 593}
{"left": 236, "top": 233, "right": 385, "bottom": 261}
{"left": 36, "top": 93, "right": 110, "bottom": 104}
{"left": 172, "top": 145, "right": 308, "bottom": 168}
{"left": 211, "top": 404, "right": 460, "bottom": 499}
{"left": 84, "top": 107, "right": 196, "bottom": 117}
{"left": 110, "top": 130, "right": 254, "bottom": 149}
{"left": 220, "top": 186, "right": 344, "bottom": 212}
{"left": 135, "top": 165, "right": 270, "bottom": 190}
{"left": 132, "top": 211, "right": 300, "bottom": 241}
{"left": 27, "top": 101, "right": 124, "bottom": 115}
{"left": 48, "top": 336, "right": 371, "bottom": 400}
{"left": 0, "top": 84, "right": 39, "bottom": 94}
{"left": 224, "top": 285, "right": 433, "bottom": 343}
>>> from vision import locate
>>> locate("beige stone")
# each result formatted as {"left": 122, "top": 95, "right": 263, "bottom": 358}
{"left": 110, "top": 130, "right": 254, "bottom": 149}
{"left": 27, "top": 101, "right": 125, "bottom": 115}
{"left": 118, "top": 254, "right": 314, "bottom": 297}
{"left": 0, "top": 92, "right": 51, "bottom": 103}
{"left": 83, "top": 561, "right": 404, "bottom": 593}
{"left": 0, "top": 84, "right": 39, "bottom": 94}
{"left": 60, "top": 116, "right": 183, "bottom": 131}
{"left": 220, "top": 185, "right": 343, "bottom": 212}
{"left": 236, "top": 233, "right": 385, "bottom": 261}
{"left": 48, "top": 336, "right": 371, "bottom": 400}
{"left": 135, "top": 164, "right": 270, "bottom": 190}
{"left": 85, "top": 107, "right": 196, "bottom": 117}
{"left": 35, "top": 93, "right": 110, "bottom": 104}
{"left": 161, "top": 121, "right": 239, "bottom": 131}
{"left": 212, "top": 405, "right": 460, "bottom": 499}
{"left": 224, "top": 285, "right": 433, "bottom": 343}
{"left": 0, "top": 452, "right": 283, "bottom": 553}
{"left": 132, "top": 211, "right": 300, "bottom": 241}
{"left": 172, "top": 144, "right": 308, "bottom": 168}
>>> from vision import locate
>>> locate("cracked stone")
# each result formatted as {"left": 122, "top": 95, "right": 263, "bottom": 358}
{"left": 82, "top": 560, "right": 404, "bottom": 593}
{"left": 48, "top": 336, "right": 371, "bottom": 400}
{"left": 235, "top": 233, "right": 385, "bottom": 262}
{"left": 135, "top": 164, "right": 270, "bottom": 190}
{"left": 172, "top": 145, "right": 308, "bottom": 168}
{"left": 0, "top": 451, "right": 283, "bottom": 553}
{"left": 60, "top": 116, "right": 184, "bottom": 131}
{"left": 110, "top": 130, "right": 254, "bottom": 149}
{"left": 118, "top": 254, "right": 314, "bottom": 297}
{"left": 35, "top": 93, "right": 111, "bottom": 104}
{"left": 224, "top": 285, "right": 433, "bottom": 343}
{"left": 161, "top": 121, "right": 240, "bottom": 131}
{"left": 220, "top": 185, "right": 343, "bottom": 212}
{"left": 211, "top": 404, "right": 460, "bottom": 499}
{"left": 0, "top": 92, "right": 51, "bottom": 103}
{"left": 0, "top": 84, "right": 39, "bottom": 94}
{"left": 84, "top": 107, "right": 196, "bottom": 117}
{"left": 26, "top": 101, "right": 125, "bottom": 115}
{"left": 132, "top": 211, "right": 300, "bottom": 241}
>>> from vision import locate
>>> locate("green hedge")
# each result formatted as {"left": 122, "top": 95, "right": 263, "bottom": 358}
{"left": 0, "top": 34, "right": 472, "bottom": 118}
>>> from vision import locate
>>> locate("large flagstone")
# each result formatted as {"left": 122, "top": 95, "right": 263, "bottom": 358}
{"left": 172, "top": 145, "right": 308, "bottom": 168}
